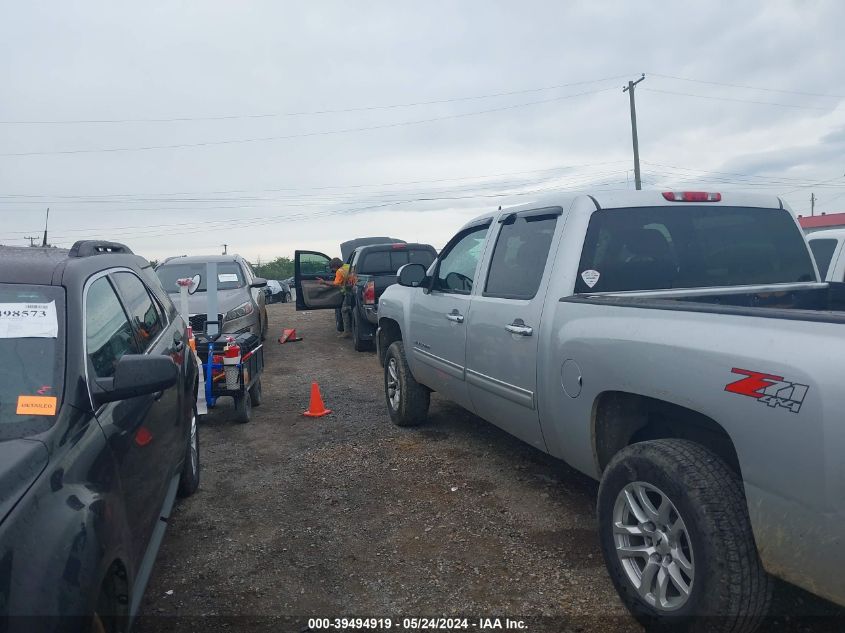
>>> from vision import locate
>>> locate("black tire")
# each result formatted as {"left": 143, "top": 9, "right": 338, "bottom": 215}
{"left": 249, "top": 378, "right": 263, "bottom": 407}
{"left": 352, "top": 310, "right": 373, "bottom": 352}
{"left": 597, "top": 439, "right": 771, "bottom": 633}
{"left": 283, "top": 292, "right": 292, "bottom": 303}
{"left": 384, "top": 341, "right": 430, "bottom": 426}
{"left": 177, "top": 405, "right": 200, "bottom": 497}
{"left": 234, "top": 391, "right": 252, "bottom": 423}
{"left": 260, "top": 311, "right": 268, "bottom": 341}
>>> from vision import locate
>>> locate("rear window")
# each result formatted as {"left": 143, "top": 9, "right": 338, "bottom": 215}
{"left": 156, "top": 262, "right": 245, "bottom": 292}
{"left": 0, "top": 284, "right": 65, "bottom": 439}
{"left": 575, "top": 206, "right": 816, "bottom": 293}
{"left": 808, "top": 238, "right": 838, "bottom": 280}
{"left": 358, "top": 248, "right": 435, "bottom": 274}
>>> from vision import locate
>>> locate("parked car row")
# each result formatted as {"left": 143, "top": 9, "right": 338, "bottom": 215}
{"left": 4, "top": 193, "right": 842, "bottom": 632}
{"left": 291, "top": 191, "right": 845, "bottom": 633}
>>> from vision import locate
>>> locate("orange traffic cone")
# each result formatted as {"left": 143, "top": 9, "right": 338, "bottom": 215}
{"left": 303, "top": 382, "right": 332, "bottom": 417}
{"left": 278, "top": 328, "right": 303, "bottom": 344}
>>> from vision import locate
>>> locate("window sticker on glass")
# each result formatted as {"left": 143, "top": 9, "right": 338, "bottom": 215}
{"left": 218, "top": 273, "right": 239, "bottom": 283}
{"left": 16, "top": 395, "right": 58, "bottom": 416}
{"left": 580, "top": 270, "right": 601, "bottom": 289}
{"left": 0, "top": 301, "right": 58, "bottom": 338}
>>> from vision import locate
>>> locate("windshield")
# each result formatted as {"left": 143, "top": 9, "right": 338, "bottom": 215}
{"left": 0, "top": 284, "right": 65, "bottom": 439}
{"left": 156, "top": 262, "right": 245, "bottom": 293}
{"left": 575, "top": 206, "right": 817, "bottom": 293}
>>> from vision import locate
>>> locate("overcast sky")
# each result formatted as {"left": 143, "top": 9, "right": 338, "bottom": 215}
{"left": 1, "top": 0, "right": 844, "bottom": 263}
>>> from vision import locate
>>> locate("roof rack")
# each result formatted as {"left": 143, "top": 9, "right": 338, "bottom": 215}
{"left": 68, "top": 240, "right": 134, "bottom": 258}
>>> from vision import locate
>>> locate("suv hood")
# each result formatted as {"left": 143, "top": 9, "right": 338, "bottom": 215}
{"left": 169, "top": 288, "right": 251, "bottom": 315}
{"left": 0, "top": 439, "right": 48, "bottom": 525}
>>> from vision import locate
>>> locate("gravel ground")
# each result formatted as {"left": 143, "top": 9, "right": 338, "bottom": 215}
{"left": 136, "top": 303, "right": 844, "bottom": 633}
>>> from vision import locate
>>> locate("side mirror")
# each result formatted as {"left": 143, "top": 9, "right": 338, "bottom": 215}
{"left": 94, "top": 355, "right": 178, "bottom": 405}
{"left": 251, "top": 277, "right": 268, "bottom": 289}
{"left": 397, "top": 263, "right": 427, "bottom": 288}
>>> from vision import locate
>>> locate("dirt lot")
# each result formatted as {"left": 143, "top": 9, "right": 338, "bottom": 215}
{"left": 137, "top": 303, "right": 844, "bottom": 633}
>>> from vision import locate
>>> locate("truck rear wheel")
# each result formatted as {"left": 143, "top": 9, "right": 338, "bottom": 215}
{"left": 384, "top": 341, "right": 429, "bottom": 426}
{"left": 352, "top": 310, "right": 373, "bottom": 352}
{"left": 597, "top": 439, "right": 771, "bottom": 633}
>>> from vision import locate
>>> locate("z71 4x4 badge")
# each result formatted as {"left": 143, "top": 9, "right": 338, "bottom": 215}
{"left": 725, "top": 368, "right": 809, "bottom": 414}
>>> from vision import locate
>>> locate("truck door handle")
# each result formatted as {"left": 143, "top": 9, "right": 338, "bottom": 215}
{"left": 505, "top": 320, "right": 533, "bottom": 336}
{"left": 445, "top": 311, "right": 465, "bottom": 324}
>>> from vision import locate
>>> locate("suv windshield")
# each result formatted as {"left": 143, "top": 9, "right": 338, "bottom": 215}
{"left": 156, "top": 262, "right": 245, "bottom": 292}
{"left": 575, "top": 206, "right": 817, "bottom": 293}
{"left": 0, "top": 284, "right": 65, "bottom": 439}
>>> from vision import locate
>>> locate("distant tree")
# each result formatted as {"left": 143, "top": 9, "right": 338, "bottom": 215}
{"left": 253, "top": 256, "right": 294, "bottom": 280}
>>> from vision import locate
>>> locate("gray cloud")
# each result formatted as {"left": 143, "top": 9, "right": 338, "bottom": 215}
{"left": 1, "top": 0, "right": 844, "bottom": 260}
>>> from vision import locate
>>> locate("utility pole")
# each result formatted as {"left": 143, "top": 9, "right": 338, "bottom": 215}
{"left": 42, "top": 208, "right": 50, "bottom": 247}
{"left": 623, "top": 74, "right": 646, "bottom": 190}
{"left": 221, "top": 243, "right": 228, "bottom": 255}
{"left": 24, "top": 236, "right": 38, "bottom": 247}
{"left": 810, "top": 193, "right": 816, "bottom": 217}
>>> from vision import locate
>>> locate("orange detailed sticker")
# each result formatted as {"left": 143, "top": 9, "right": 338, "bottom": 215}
{"left": 16, "top": 395, "right": 57, "bottom": 416}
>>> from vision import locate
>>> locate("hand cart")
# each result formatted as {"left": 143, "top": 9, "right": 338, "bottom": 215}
{"left": 196, "top": 331, "right": 265, "bottom": 423}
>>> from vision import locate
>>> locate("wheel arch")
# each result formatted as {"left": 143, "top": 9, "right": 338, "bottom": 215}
{"left": 591, "top": 391, "right": 742, "bottom": 479}
{"left": 377, "top": 317, "right": 402, "bottom": 366}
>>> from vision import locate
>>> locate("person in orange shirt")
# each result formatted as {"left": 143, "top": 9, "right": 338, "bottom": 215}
{"left": 319, "top": 258, "right": 353, "bottom": 337}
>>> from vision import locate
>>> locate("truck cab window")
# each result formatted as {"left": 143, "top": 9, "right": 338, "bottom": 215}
{"left": 484, "top": 214, "right": 558, "bottom": 299}
{"left": 808, "top": 239, "right": 837, "bottom": 279}
{"left": 434, "top": 225, "right": 490, "bottom": 294}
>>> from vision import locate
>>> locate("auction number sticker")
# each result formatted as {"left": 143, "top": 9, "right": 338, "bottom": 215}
{"left": 0, "top": 302, "right": 58, "bottom": 338}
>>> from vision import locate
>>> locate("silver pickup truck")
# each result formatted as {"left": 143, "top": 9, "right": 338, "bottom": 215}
{"left": 376, "top": 190, "right": 845, "bottom": 632}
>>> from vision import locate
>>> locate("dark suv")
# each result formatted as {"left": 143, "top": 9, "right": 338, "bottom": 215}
{"left": 0, "top": 241, "right": 199, "bottom": 632}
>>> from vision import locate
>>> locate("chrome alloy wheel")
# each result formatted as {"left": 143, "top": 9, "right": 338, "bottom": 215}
{"left": 386, "top": 358, "right": 401, "bottom": 410}
{"left": 612, "top": 481, "right": 695, "bottom": 611}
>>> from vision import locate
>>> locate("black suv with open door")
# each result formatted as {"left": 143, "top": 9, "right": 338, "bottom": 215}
{"left": 295, "top": 242, "right": 436, "bottom": 351}
{"left": 0, "top": 241, "right": 199, "bottom": 632}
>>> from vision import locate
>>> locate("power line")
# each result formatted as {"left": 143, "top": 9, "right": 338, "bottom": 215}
{"left": 0, "top": 160, "right": 629, "bottom": 202}
{"left": 641, "top": 161, "right": 845, "bottom": 187}
{"left": 780, "top": 172, "right": 845, "bottom": 196}
{"left": 649, "top": 73, "right": 845, "bottom": 100}
{"left": 2, "top": 174, "right": 634, "bottom": 242}
{"left": 0, "top": 75, "right": 629, "bottom": 125}
{"left": 0, "top": 86, "right": 616, "bottom": 157}
{"left": 0, "top": 171, "right": 632, "bottom": 230}
{"left": 641, "top": 88, "right": 833, "bottom": 111}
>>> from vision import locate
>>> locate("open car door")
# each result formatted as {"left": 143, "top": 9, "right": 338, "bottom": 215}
{"left": 294, "top": 250, "right": 345, "bottom": 311}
